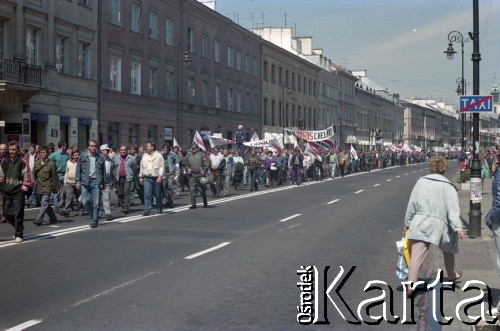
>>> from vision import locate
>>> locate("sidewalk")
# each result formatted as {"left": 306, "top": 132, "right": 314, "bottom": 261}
{"left": 419, "top": 176, "right": 500, "bottom": 330}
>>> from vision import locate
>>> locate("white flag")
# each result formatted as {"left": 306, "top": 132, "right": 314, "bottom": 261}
{"left": 350, "top": 145, "right": 358, "bottom": 160}
{"left": 268, "top": 136, "right": 284, "bottom": 152}
{"left": 193, "top": 131, "right": 206, "bottom": 151}
{"left": 173, "top": 137, "right": 179, "bottom": 147}
{"left": 304, "top": 143, "right": 322, "bottom": 162}
{"left": 250, "top": 132, "right": 260, "bottom": 141}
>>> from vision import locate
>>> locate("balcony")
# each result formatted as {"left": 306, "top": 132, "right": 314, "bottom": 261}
{"left": 0, "top": 59, "right": 42, "bottom": 89}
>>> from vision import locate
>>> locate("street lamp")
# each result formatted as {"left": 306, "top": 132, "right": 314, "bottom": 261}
{"left": 176, "top": 41, "right": 192, "bottom": 146}
{"left": 444, "top": 31, "right": 469, "bottom": 158}
{"left": 469, "top": 0, "right": 482, "bottom": 237}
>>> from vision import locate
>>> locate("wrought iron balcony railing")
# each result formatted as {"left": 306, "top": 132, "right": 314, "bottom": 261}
{"left": 0, "top": 59, "right": 42, "bottom": 86}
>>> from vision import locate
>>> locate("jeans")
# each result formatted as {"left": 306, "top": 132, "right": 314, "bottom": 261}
{"left": 81, "top": 178, "right": 101, "bottom": 224}
{"left": 37, "top": 194, "right": 58, "bottom": 222}
{"left": 52, "top": 174, "right": 65, "bottom": 209}
{"left": 143, "top": 176, "right": 161, "bottom": 213}
{"left": 293, "top": 165, "right": 302, "bottom": 184}
{"left": 328, "top": 163, "right": 337, "bottom": 178}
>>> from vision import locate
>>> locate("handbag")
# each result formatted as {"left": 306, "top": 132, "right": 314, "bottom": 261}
{"left": 395, "top": 229, "right": 411, "bottom": 280}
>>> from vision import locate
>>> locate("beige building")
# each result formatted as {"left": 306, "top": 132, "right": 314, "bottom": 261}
{"left": 0, "top": 0, "right": 98, "bottom": 147}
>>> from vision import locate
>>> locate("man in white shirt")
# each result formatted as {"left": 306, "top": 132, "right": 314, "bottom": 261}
{"left": 139, "top": 142, "right": 164, "bottom": 216}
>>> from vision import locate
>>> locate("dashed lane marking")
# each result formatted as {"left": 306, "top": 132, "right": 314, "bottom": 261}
{"left": 327, "top": 199, "right": 340, "bottom": 205}
{"left": 373, "top": 184, "right": 380, "bottom": 187}
{"left": 279, "top": 214, "right": 301, "bottom": 222}
{"left": 355, "top": 190, "right": 364, "bottom": 194}
{"left": 6, "top": 320, "right": 42, "bottom": 331}
{"left": 185, "top": 242, "right": 231, "bottom": 260}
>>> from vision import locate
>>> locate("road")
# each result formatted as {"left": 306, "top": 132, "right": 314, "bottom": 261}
{"left": 0, "top": 161, "right": 445, "bottom": 330}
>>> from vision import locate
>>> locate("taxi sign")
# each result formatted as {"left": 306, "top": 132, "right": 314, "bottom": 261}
{"left": 460, "top": 95, "right": 493, "bottom": 113}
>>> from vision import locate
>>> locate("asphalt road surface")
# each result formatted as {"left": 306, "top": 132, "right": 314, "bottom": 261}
{"left": 1, "top": 161, "right": 451, "bottom": 330}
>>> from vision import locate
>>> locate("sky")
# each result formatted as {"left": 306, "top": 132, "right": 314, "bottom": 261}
{"left": 215, "top": 0, "right": 500, "bottom": 107}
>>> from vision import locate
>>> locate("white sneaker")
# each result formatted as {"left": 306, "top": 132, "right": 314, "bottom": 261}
{"left": 14, "top": 237, "right": 23, "bottom": 243}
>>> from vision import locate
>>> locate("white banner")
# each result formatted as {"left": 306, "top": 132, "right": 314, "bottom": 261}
{"left": 284, "top": 126, "right": 334, "bottom": 141}
{"left": 243, "top": 138, "right": 273, "bottom": 148}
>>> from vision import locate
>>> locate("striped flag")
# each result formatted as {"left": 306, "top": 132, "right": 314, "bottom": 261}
{"left": 208, "top": 135, "right": 236, "bottom": 148}
{"left": 304, "top": 143, "right": 322, "bottom": 162}
{"left": 193, "top": 130, "right": 206, "bottom": 151}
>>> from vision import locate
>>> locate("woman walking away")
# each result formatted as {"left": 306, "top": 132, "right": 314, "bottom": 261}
{"left": 404, "top": 156, "right": 464, "bottom": 297}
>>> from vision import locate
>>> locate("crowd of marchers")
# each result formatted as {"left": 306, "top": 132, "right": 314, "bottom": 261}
{"left": 0, "top": 137, "right": 440, "bottom": 244}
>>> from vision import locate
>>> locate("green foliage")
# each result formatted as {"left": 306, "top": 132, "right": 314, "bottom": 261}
{"left": 455, "top": 169, "right": 471, "bottom": 184}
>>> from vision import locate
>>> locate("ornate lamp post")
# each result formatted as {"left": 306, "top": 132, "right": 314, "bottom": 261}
{"left": 176, "top": 41, "right": 192, "bottom": 146}
{"left": 444, "top": 31, "right": 469, "bottom": 157}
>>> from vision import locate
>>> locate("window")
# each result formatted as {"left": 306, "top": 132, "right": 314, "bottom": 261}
{"left": 227, "top": 88, "right": 233, "bottom": 111}
{"left": 0, "top": 19, "right": 7, "bottom": 60}
{"left": 110, "top": 0, "right": 122, "bottom": 25}
{"left": 201, "top": 33, "right": 208, "bottom": 58}
{"left": 165, "top": 70, "right": 174, "bottom": 99}
{"left": 236, "top": 90, "right": 242, "bottom": 112}
{"left": 271, "top": 64, "right": 275, "bottom": 83}
{"left": 227, "top": 46, "right": 233, "bottom": 68}
{"left": 129, "top": 124, "right": 138, "bottom": 144}
{"left": 215, "top": 84, "right": 221, "bottom": 108}
{"left": 108, "top": 122, "right": 119, "bottom": 149}
{"left": 245, "top": 54, "right": 250, "bottom": 74}
{"left": 236, "top": 50, "right": 241, "bottom": 71}
{"left": 187, "top": 27, "right": 194, "bottom": 52}
{"left": 26, "top": 27, "right": 39, "bottom": 65}
{"left": 298, "top": 75, "right": 301, "bottom": 92}
{"left": 165, "top": 18, "right": 174, "bottom": 46}
{"left": 147, "top": 125, "right": 156, "bottom": 141}
{"left": 131, "top": 62, "right": 141, "bottom": 94}
{"left": 263, "top": 61, "right": 268, "bottom": 80}
{"left": 131, "top": 2, "right": 141, "bottom": 33}
{"left": 109, "top": 56, "right": 122, "bottom": 91}
{"left": 149, "top": 11, "right": 158, "bottom": 39}
{"left": 253, "top": 56, "right": 259, "bottom": 77}
{"left": 56, "top": 36, "right": 69, "bottom": 74}
{"left": 78, "top": 0, "right": 90, "bottom": 6}
{"left": 278, "top": 67, "right": 282, "bottom": 84}
{"left": 202, "top": 80, "right": 209, "bottom": 106}
{"left": 79, "top": 42, "right": 92, "bottom": 78}
{"left": 246, "top": 92, "right": 250, "bottom": 113}
{"left": 187, "top": 76, "right": 195, "bottom": 103}
{"left": 214, "top": 39, "right": 220, "bottom": 63}
{"left": 149, "top": 67, "right": 158, "bottom": 96}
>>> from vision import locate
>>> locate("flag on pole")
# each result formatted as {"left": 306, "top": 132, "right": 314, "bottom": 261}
{"left": 208, "top": 135, "right": 236, "bottom": 148}
{"left": 193, "top": 130, "right": 206, "bottom": 151}
{"left": 350, "top": 145, "right": 358, "bottom": 160}
{"left": 250, "top": 132, "right": 260, "bottom": 141}
{"left": 268, "top": 136, "right": 284, "bottom": 152}
{"left": 304, "top": 143, "right": 322, "bottom": 162}
{"left": 173, "top": 137, "right": 179, "bottom": 148}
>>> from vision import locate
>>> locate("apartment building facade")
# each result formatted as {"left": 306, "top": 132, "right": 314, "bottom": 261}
{"left": 0, "top": 0, "right": 98, "bottom": 147}
{"left": 101, "top": 0, "right": 262, "bottom": 148}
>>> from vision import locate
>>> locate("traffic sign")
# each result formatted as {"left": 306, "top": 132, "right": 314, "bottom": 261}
{"left": 460, "top": 95, "right": 493, "bottom": 113}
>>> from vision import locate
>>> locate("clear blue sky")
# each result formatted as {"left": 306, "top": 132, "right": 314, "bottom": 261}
{"left": 216, "top": 0, "right": 500, "bottom": 107}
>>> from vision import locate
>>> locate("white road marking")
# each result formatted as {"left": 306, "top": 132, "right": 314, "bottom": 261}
{"left": 355, "top": 190, "right": 364, "bottom": 194}
{"left": 405, "top": 173, "right": 409, "bottom": 175}
{"left": 279, "top": 214, "right": 301, "bottom": 222}
{"left": 73, "top": 271, "right": 158, "bottom": 308}
{"left": 185, "top": 242, "right": 231, "bottom": 260}
{"left": 387, "top": 179, "right": 392, "bottom": 182}
{"left": 397, "top": 176, "right": 401, "bottom": 178}
{"left": 2, "top": 162, "right": 427, "bottom": 249}
{"left": 6, "top": 320, "right": 42, "bottom": 331}
{"left": 327, "top": 199, "right": 340, "bottom": 205}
